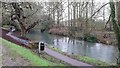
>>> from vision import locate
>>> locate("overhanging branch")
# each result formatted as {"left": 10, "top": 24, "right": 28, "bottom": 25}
{"left": 104, "top": 13, "right": 111, "bottom": 28}
{"left": 25, "top": 9, "right": 39, "bottom": 19}
{"left": 87, "top": 3, "right": 109, "bottom": 21}
{"left": 26, "top": 19, "right": 40, "bottom": 32}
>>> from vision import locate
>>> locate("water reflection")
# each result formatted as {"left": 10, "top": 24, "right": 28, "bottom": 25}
{"left": 27, "top": 31, "right": 118, "bottom": 64}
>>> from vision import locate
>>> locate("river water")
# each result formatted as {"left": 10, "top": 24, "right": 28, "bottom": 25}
{"left": 26, "top": 30, "right": 119, "bottom": 64}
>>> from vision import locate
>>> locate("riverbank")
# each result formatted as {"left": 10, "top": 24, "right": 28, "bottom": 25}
{"left": 1, "top": 28, "right": 91, "bottom": 66}
{"left": 49, "top": 28, "right": 117, "bottom": 45}
{"left": 1, "top": 38, "right": 66, "bottom": 66}
{"left": 0, "top": 28, "right": 68, "bottom": 66}
{"left": 1, "top": 34, "right": 118, "bottom": 66}
{"left": 46, "top": 44, "right": 116, "bottom": 66}
{"left": 0, "top": 27, "right": 117, "bottom": 66}
{"left": 26, "top": 29, "right": 119, "bottom": 65}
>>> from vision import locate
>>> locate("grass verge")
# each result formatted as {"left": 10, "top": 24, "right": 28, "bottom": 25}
{"left": 0, "top": 38, "right": 64, "bottom": 66}
{"left": 47, "top": 45, "right": 115, "bottom": 66}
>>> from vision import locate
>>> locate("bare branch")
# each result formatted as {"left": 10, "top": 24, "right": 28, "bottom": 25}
{"left": 25, "top": 9, "right": 39, "bottom": 19}
{"left": 26, "top": 19, "right": 40, "bottom": 32}
{"left": 104, "top": 13, "right": 111, "bottom": 28}
{"left": 88, "top": 3, "right": 109, "bottom": 20}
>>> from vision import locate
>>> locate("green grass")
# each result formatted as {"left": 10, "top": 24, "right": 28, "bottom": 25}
{"left": 47, "top": 45, "right": 63, "bottom": 54}
{"left": 47, "top": 45, "right": 115, "bottom": 66}
{"left": 1, "top": 37, "right": 116, "bottom": 66}
{"left": 0, "top": 38, "right": 64, "bottom": 66}
{"left": 78, "top": 56, "right": 110, "bottom": 66}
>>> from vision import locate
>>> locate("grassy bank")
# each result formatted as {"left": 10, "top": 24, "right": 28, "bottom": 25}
{"left": 47, "top": 45, "right": 115, "bottom": 66}
{"left": 0, "top": 38, "right": 64, "bottom": 66}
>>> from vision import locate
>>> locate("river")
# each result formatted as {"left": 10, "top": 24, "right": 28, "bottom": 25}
{"left": 26, "top": 30, "right": 119, "bottom": 64}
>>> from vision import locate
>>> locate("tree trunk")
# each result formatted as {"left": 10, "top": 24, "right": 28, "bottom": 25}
{"left": 68, "top": 0, "right": 70, "bottom": 27}
{"left": 21, "top": 28, "right": 26, "bottom": 36}
{"left": 73, "top": 4, "right": 76, "bottom": 37}
{"left": 116, "top": 1, "right": 120, "bottom": 64}
{"left": 109, "top": 1, "right": 120, "bottom": 64}
{"left": 116, "top": 1, "right": 120, "bottom": 26}
{"left": 17, "top": 16, "right": 26, "bottom": 36}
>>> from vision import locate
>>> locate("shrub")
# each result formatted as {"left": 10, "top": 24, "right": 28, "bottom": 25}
{"left": 84, "top": 34, "right": 98, "bottom": 43}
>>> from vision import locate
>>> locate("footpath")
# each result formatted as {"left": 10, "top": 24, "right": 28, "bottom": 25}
{"left": 1, "top": 28, "right": 92, "bottom": 66}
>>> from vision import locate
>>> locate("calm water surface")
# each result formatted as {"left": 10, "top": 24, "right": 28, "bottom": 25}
{"left": 27, "top": 30, "right": 119, "bottom": 64}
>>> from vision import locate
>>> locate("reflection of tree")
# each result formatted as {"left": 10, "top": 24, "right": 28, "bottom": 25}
{"left": 56, "top": 39, "right": 59, "bottom": 46}
{"left": 72, "top": 40, "right": 75, "bottom": 45}
{"left": 68, "top": 38, "right": 70, "bottom": 44}
{"left": 83, "top": 42, "right": 87, "bottom": 56}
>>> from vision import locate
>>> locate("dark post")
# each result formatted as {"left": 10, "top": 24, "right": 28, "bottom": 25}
{"left": 38, "top": 42, "right": 45, "bottom": 53}
{"left": 40, "top": 42, "right": 45, "bottom": 51}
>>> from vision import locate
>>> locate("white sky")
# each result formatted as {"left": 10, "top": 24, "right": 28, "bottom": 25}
{"left": 1, "top": 0, "right": 120, "bottom": 2}
{"left": 59, "top": 0, "right": 111, "bottom": 21}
